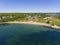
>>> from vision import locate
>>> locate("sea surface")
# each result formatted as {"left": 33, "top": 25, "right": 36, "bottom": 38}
{"left": 0, "top": 24, "right": 60, "bottom": 45}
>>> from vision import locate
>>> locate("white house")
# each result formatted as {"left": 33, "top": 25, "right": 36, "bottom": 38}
{"left": 43, "top": 17, "right": 51, "bottom": 20}
{"left": 2, "top": 16, "right": 6, "bottom": 19}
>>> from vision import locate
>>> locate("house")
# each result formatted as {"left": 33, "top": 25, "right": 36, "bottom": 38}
{"left": 2, "top": 16, "right": 6, "bottom": 19}
{"left": 43, "top": 17, "right": 51, "bottom": 20}
{"left": 43, "top": 17, "right": 52, "bottom": 24}
{"left": 10, "top": 16, "right": 13, "bottom": 18}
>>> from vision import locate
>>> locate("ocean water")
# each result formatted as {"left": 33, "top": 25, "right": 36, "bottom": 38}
{"left": 0, "top": 24, "right": 60, "bottom": 45}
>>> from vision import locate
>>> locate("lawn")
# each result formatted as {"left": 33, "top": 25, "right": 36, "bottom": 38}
{"left": 50, "top": 18, "right": 60, "bottom": 26}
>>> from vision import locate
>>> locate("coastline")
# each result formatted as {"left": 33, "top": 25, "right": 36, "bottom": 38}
{"left": 0, "top": 21, "right": 60, "bottom": 30}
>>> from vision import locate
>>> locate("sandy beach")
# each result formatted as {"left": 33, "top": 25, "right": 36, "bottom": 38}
{"left": 1, "top": 21, "right": 60, "bottom": 30}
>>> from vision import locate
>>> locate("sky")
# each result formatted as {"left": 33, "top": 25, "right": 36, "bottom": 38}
{"left": 0, "top": 0, "right": 60, "bottom": 13}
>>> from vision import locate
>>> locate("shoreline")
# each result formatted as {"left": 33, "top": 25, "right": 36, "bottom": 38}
{"left": 0, "top": 21, "right": 60, "bottom": 30}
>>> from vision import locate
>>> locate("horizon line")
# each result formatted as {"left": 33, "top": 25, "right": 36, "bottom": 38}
{"left": 0, "top": 12, "right": 60, "bottom": 13}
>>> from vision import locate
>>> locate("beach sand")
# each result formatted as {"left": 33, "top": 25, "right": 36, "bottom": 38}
{"left": 1, "top": 21, "right": 60, "bottom": 30}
